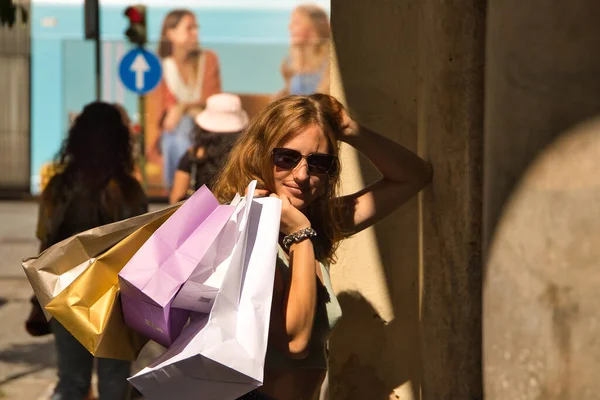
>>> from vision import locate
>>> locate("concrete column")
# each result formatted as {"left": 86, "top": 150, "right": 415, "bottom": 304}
{"left": 329, "top": 0, "right": 423, "bottom": 398}
{"left": 418, "top": 0, "right": 485, "bottom": 398}
{"left": 484, "top": 1, "right": 600, "bottom": 398}
{"left": 329, "top": 0, "right": 485, "bottom": 398}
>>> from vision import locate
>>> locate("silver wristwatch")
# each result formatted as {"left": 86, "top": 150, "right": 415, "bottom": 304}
{"left": 283, "top": 227, "right": 317, "bottom": 250}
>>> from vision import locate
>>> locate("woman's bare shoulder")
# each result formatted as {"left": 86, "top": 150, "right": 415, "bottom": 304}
{"left": 202, "top": 49, "right": 220, "bottom": 63}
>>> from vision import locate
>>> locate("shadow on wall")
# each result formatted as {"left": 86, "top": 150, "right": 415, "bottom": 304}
{"left": 329, "top": 292, "right": 421, "bottom": 400}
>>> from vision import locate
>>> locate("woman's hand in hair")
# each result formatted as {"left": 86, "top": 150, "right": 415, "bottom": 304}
{"left": 314, "top": 94, "right": 358, "bottom": 142}
{"left": 269, "top": 193, "right": 311, "bottom": 236}
{"left": 337, "top": 107, "right": 360, "bottom": 142}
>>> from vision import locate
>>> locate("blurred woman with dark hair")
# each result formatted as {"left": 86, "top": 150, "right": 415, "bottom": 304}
{"left": 37, "top": 102, "right": 147, "bottom": 400}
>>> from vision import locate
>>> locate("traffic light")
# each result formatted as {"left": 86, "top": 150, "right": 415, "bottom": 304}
{"left": 84, "top": 0, "right": 99, "bottom": 40}
{"left": 124, "top": 5, "right": 146, "bottom": 46}
{"left": 0, "top": 1, "right": 28, "bottom": 28}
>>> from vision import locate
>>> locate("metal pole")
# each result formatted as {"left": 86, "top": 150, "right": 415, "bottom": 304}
{"left": 95, "top": 0, "right": 101, "bottom": 100}
{"left": 138, "top": 93, "right": 148, "bottom": 189}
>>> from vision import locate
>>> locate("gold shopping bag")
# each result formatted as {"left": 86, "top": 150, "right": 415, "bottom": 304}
{"left": 23, "top": 204, "right": 180, "bottom": 320}
{"left": 45, "top": 207, "right": 179, "bottom": 360}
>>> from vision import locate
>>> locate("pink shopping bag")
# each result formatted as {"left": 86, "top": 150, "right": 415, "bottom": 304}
{"left": 118, "top": 186, "right": 237, "bottom": 347}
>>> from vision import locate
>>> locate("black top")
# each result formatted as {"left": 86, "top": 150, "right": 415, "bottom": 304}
{"left": 176, "top": 131, "right": 240, "bottom": 200}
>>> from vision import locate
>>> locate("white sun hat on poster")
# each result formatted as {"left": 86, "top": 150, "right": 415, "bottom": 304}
{"left": 195, "top": 93, "right": 249, "bottom": 133}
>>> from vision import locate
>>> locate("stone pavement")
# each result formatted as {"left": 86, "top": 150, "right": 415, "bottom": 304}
{"left": 0, "top": 201, "right": 166, "bottom": 400}
{"left": 0, "top": 201, "right": 55, "bottom": 399}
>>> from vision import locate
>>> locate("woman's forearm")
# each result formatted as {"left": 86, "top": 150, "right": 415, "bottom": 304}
{"left": 336, "top": 116, "right": 433, "bottom": 234}
{"left": 163, "top": 105, "right": 185, "bottom": 132}
{"left": 282, "top": 239, "right": 317, "bottom": 356}
{"left": 343, "top": 125, "right": 432, "bottom": 186}
{"left": 169, "top": 171, "right": 191, "bottom": 204}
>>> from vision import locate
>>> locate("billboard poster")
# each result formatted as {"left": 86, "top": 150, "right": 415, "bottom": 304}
{"left": 30, "top": 0, "right": 331, "bottom": 198}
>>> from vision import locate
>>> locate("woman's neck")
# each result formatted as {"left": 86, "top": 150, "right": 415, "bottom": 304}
{"left": 171, "top": 47, "right": 190, "bottom": 64}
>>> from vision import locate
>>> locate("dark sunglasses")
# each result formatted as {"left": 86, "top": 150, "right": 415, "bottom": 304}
{"left": 272, "top": 148, "right": 337, "bottom": 175}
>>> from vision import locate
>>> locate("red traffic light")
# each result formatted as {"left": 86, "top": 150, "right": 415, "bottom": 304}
{"left": 124, "top": 7, "right": 144, "bottom": 24}
{"left": 124, "top": 5, "right": 147, "bottom": 46}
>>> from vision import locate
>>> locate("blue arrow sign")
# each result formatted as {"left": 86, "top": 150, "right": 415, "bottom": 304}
{"left": 118, "top": 48, "right": 162, "bottom": 95}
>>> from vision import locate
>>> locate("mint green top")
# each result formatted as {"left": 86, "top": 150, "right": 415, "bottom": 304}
{"left": 264, "top": 246, "right": 343, "bottom": 370}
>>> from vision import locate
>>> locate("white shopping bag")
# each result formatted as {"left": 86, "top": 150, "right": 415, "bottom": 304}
{"left": 129, "top": 194, "right": 282, "bottom": 400}
{"left": 171, "top": 181, "right": 256, "bottom": 313}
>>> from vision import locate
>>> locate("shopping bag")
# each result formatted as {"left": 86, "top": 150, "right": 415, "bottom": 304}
{"left": 129, "top": 195, "right": 281, "bottom": 400}
{"left": 23, "top": 204, "right": 179, "bottom": 320}
{"left": 119, "top": 186, "right": 238, "bottom": 348}
{"left": 171, "top": 181, "right": 257, "bottom": 313}
{"left": 45, "top": 207, "right": 178, "bottom": 360}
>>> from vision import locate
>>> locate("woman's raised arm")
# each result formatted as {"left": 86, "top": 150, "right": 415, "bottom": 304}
{"left": 338, "top": 111, "right": 433, "bottom": 235}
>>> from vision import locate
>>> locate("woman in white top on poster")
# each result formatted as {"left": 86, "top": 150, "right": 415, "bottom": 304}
{"left": 147, "top": 9, "right": 222, "bottom": 189}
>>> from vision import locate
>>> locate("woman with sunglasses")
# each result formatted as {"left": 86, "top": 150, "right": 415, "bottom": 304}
{"left": 213, "top": 94, "right": 432, "bottom": 400}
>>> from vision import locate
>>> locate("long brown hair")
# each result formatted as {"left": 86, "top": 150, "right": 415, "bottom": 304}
{"left": 157, "top": 9, "right": 196, "bottom": 59}
{"left": 212, "top": 94, "right": 350, "bottom": 263}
